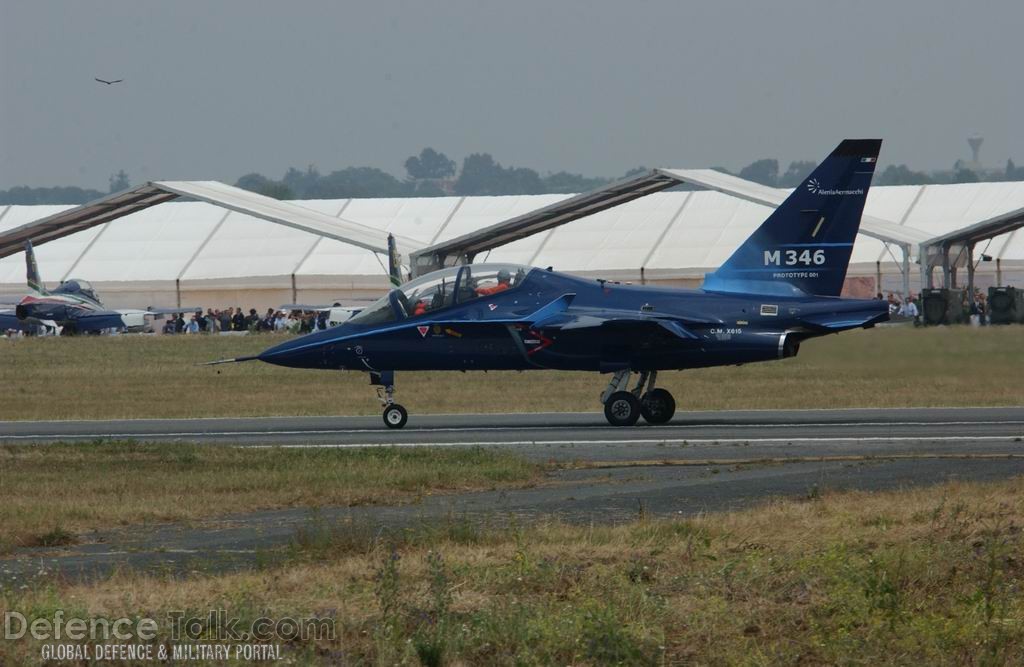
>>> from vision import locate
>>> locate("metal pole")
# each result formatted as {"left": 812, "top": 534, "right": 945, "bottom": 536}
{"left": 920, "top": 243, "right": 931, "bottom": 291}
{"left": 966, "top": 243, "right": 975, "bottom": 299}
{"left": 996, "top": 258, "right": 1002, "bottom": 286}
{"left": 942, "top": 245, "right": 951, "bottom": 289}
{"left": 875, "top": 260, "right": 882, "bottom": 296}
{"left": 901, "top": 245, "right": 911, "bottom": 301}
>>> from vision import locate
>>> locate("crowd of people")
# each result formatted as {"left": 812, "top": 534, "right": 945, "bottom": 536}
{"left": 877, "top": 289, "right": 993, "bottom": 325}
{"left": 161, "top": 307, "right": 332, "bottom": 335}
{"left": 879, "top": 292, "right": 919, "bottom": 321}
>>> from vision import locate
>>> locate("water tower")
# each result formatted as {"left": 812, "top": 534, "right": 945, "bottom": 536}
{"left": 968, "top": 134, "right": 983, "bottom": 165}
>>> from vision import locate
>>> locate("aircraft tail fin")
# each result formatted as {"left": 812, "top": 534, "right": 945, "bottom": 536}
{"left": 703, "top": 139, "right": 881, "bottom": 297}
{"left": 25, "top": 241, "right": 46, "bottom": 295}
{"left": 387, "top": 234, "right": 403, "bottom": 287}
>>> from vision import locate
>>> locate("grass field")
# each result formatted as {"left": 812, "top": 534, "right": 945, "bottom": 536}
{"left": 0, "top": 442, "right": 544, "bottom": 553}
{"left": 3, "top": 477, "right": 1023, "bottom": 665}
{"left": 1, "top": 324, "right": 1021, "bottom": 420}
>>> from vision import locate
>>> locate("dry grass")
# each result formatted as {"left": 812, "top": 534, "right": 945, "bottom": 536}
{"left": 0, "top": 442, "right": 543, "bottom": 553}
{"left": 4, "top": 477, "right": 1024, "bottom": 664}
{"left": 1, "top": 324, "right": 1021, "bottom": 420}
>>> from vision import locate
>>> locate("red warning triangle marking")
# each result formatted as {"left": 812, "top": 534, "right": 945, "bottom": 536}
{"left": 417, "top": 325, "right": 429, "bottom": 337}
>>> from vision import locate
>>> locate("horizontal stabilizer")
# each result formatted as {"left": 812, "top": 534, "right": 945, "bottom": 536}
{"left": 798, "top": 310, "right": 888, "bottom": 332}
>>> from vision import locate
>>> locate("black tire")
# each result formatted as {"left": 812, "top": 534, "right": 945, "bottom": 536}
{"left": 604, "top": 391, "right": 641, "bottom": 427}
{"left": 640, "top": 388, "right": 676, "bottom": 424}
{"left": 383, "top": 404, "right": 408, "bottom": 429}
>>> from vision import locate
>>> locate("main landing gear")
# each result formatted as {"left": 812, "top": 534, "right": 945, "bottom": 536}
{"left": 371, "top": 371, "right": 408, "bottom": 429}
{"left": 600, "top": 370, "right": 676, "bottom": 427}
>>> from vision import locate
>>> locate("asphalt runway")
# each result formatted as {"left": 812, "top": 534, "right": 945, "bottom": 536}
{"left": 2, "top": 407, "right": 1022, "bottom": 583}
{"left": 2, "top": 407, "right": 1022, "bottom": 463}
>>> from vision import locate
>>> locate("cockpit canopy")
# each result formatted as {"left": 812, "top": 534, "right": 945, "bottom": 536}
{"left": 348, "top": 263, "right": 531, "bottom": 326}
{"left": 54, "top": 278, "right": 99, "bottom": 302}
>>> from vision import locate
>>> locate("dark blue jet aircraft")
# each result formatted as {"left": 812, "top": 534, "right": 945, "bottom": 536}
{"left": 0, "top": 241, "right": 176, "bottom": 334}
{"left": 214, "top": 139, "right": 888, "bottom": 428}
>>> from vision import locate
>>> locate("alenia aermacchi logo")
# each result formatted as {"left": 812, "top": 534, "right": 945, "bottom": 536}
{"left": 805, "top": 176, "right": 864, "bottom": 197}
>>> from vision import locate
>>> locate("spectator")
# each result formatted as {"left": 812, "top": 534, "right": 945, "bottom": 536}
{"left": 886, "top": 293, "right": 901, "bottom": 317}
{"left": 206, "top": 308, "right": 219, "bottom": 333}
{"left": 232, "top": 307, "right": 246, "bottom": 332}
{"left": 219, "top": 308, "right": 233, "bottom": 332}
{"left": 246, "top": 308, "right": 260, "bottom": 331}
{"left": 162, "top": 317, "right": 176, "bottom": 335}
{"left": 259, "top": 308, "right": 275, "bottom": 332}
{"left": 899, "top": 295, "right": 919, "bottom": 325}
{"left": 185, "top": 314, "right": 200, "bottom": 334}
{"left": 972, "top": 291, "right": 987, "bottom": 326}
{"left": 194, "top": 310, "right": 207, "bottom": 332}
{"left": 174, "top": 313, "right": 186, "bottom": 333}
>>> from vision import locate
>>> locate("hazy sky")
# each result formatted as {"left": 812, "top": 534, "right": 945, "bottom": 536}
{"left": 2, "top": 0, "right": 1022, "bottom": 190}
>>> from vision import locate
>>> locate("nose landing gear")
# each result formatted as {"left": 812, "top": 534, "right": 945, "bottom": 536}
{"left": 382, "top": 402, "right": 408, "bottom": 429}
{"left": 600, "top": 370, "right": 675, "bottom": 426}
{"left": 371, "top": 370, "right": 408, "bottom": 429}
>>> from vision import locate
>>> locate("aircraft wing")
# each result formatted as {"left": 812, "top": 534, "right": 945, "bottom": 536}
{"left": 281, "top": 303, "right": 335, "bottom": 312}
{"left": 536, "top": 311, "right": 702, "bottom": 341}
{"left": 114, "top": 307, "right": 202, "bottom": 316}
{"left": 529, "top": 302, "right": 718, "bottom": 340}
{"left": 280, "top": 301, "right": 373, "bottom": 311}
{"left": 0, "top": 308, "right": 58, "bottom": 333}
{"left": 0, "top": 309, "right": 28, "bottom": 331}
{"left": 71, "top": 310, "right": 131, "bottom": 332}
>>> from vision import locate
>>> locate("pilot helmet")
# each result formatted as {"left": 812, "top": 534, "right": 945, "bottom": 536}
{"left": 497, "top": 269, "right": 511, "bottom": 283}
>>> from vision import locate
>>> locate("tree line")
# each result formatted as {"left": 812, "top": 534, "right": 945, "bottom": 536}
{"left": 4, "top": 151, "right": 1024, "bottom": 205}
{"left": 234, "top": 148, "right": 629, "bottom": 201}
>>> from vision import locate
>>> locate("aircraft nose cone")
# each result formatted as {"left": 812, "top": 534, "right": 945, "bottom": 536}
{"left": 257, "top": 325, "right": 352, "bottom": 369}
{"left": 258, "top": 336, "right": 305, "bottom": 363}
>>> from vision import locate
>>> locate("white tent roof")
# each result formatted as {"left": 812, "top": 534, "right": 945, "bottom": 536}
{"left": 1, "top": 182, "right": 1023, "bottom": 291}
{"left": 0, "top": 180, "right": 423, "bottom": 261}
{"left": 662, "top": 168, "right": 933, "bottom": 248}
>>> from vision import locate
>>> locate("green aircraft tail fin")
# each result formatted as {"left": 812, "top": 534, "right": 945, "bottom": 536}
{"left": 25, "top": 241, "right": 46, "bottom": 295}
{"left": 387, "top": 234, "right": 403, "bottom": 287}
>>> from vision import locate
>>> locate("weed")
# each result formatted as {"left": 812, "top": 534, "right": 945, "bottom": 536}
{"left": 29, "top": 526, "right": 76, "bottom": 548}
{"left": 413, "top": 551, "right": 453, "bottom": 667}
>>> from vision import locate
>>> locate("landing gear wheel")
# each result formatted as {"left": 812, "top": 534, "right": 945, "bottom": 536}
{"left": 604, "top": 391, "right": 641, "bottom": 427}
{"left": 640, "top": 388, "right": 676, "bottom": 424}
{"left": 383, "top": 404, "right": 408, "bottom": 429}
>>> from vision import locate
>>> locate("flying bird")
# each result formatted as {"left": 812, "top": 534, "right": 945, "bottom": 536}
{"left": 94, "top": 78, "right": 124, "bottom": 85}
